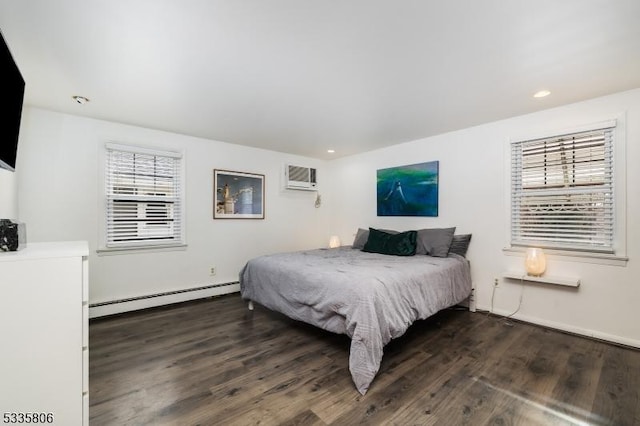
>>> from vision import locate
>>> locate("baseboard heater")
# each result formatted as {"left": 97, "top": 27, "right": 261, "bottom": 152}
{"left": 89, "top": 281, "right": 239, "bottom": 308}
{"left": 89, "top": 281, "right": 240, "bottom": 316}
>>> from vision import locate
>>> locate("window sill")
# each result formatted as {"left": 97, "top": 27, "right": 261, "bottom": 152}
{"left": 502, "top": 271, "right": 580, "bottom": 287}
{"left": 97, "top": 244, "right": 187, "bottom": 256}
{"left": 502, "top": 247, "right": 628, "bottom": 267}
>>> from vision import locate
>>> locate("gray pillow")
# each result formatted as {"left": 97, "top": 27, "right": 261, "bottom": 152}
{"left": 352, "top": 227, "right": 398, "bottom": 249}
{"left": 449, "top": 234, "right": 472, "bottom": 257}
{"left": 352, "top": 228, "right": 369, "bottom": 249}
{"left": 415, "top": 227, "right": 456, "bottom": 257}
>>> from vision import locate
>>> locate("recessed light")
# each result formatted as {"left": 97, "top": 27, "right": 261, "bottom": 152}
{"left": 327, "top": 149, "right": 335, "bottom": 153}
{"left": 533, "top": 90, "right": 551, "bottom": 98}
{"left": 72, "top": 95, "right": 90, "bottom": 105}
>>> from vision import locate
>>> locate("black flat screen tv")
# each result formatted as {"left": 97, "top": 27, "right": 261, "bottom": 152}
{"left": 0, "top": 30, "right": 25, "bottom": 172}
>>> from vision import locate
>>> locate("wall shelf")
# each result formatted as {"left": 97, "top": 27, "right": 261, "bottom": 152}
{"left": 502, "top": 271, "right": 580, "bottom": 288}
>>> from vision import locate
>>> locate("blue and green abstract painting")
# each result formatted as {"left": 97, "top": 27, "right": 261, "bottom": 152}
{"left": 377, "top": 161, "right": 439, "bottom": 216}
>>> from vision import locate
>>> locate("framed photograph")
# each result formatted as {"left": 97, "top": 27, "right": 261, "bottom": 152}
{"left": 213, "top": 169, "right": 265, "bottom": 219}
{"left": 376, "top": 161, "right": 439, "bottom": 217}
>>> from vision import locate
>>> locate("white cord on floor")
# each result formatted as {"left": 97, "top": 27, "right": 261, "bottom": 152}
{"left": 502, "top": 277, "right": 525, "bottom": 325}
{"left": 489, "top": 282, "right": 497, "bottom": 317}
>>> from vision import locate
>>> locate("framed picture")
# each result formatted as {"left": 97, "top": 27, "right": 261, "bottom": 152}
{"left": 376, "top": 161, "right": 439, "bottom": 217}
{"left": 213, "top": 169, "right": 265, "bottom": 219}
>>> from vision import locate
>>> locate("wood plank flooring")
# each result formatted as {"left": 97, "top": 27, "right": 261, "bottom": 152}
{"left": 89, "top": 294, "right": 640, "bottom": 425}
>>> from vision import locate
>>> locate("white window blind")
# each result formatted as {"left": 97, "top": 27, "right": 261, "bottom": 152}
{"left": 105, "top": 144, "right": 183, "bottom": 248}
{"left": 511, "top": 126, "right": 614, "bottom": 253}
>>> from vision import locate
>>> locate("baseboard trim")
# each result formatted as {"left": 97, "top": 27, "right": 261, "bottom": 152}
{"left": 89, "top": 281, "right": 240, "bottom": 318}
{"left": 477, "top": 304, "right": 640, "bottom": 349}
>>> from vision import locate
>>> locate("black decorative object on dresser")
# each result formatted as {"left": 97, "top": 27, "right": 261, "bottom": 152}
{"left": 0, "top": 219, "right": 26, "bottom": 251}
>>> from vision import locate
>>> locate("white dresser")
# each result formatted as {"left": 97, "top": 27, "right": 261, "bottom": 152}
{"left": 0, "top": 241, "right": 89, "bottom": 426}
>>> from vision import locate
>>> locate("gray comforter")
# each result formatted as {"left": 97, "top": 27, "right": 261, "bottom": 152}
{"left": 239, "top": 246, "right": 472, "bottom": 394}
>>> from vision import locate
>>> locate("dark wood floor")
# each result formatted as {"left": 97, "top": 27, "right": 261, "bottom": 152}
{"left": 89, "top": 294, "right": 640, "bottom": 425}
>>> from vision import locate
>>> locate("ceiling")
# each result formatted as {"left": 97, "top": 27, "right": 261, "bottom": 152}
{"left": 1, "top": 1, "right": 639, "bottom": 160}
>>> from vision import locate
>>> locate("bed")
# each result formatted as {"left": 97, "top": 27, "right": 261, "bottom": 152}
{"left": 239, "top": 228, "right": 472, "bottom": 395}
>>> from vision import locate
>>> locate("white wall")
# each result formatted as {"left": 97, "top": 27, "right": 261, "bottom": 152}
{"left": 327, "top": 88, "right": 640, "bottom": 347}
{"left": 16, "top": 107, "right": 329, "bottom": 314}
{"left": 15, "top": 89, "right": 640, "bottom": 346}
{"left": 0, "top": 169, "right": 18, "bottom": 219}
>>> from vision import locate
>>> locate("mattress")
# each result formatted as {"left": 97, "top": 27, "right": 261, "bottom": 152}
{"left": 239, "top": 246, "right": 472, "bottom": 394}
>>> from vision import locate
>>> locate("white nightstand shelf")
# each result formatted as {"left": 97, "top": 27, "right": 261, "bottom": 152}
{"left": 502, "top": 271, "right": 581, "bottom": 288}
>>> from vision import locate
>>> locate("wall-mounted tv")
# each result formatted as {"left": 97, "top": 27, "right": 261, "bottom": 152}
{"left": 0, "top": 30, "right": 25, "bottom": 172}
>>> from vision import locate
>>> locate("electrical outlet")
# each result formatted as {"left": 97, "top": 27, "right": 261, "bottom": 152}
{"left": 210, "top": 266, "right": 216, "bottom": 276}
{"left": 494, "top": 278, "right": 499, "bottom": 287}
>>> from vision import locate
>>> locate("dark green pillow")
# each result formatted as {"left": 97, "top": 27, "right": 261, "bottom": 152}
{"left": 362, "top": 228, "right": 417, "bottom": 256}
{"left": 352, "top": 227, "right": 398, "bottom": 249}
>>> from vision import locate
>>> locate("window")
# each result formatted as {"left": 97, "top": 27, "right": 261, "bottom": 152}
{"left": 105, "top": 143, "right": 184, "bottom": 249}
{"left": 511, "top": 124, "right": 615, "bottom": 253}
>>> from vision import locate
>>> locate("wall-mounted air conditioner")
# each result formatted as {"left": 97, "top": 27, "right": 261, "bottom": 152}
{"left": 285, "top": 164, "right": 317, "bottom": 191}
